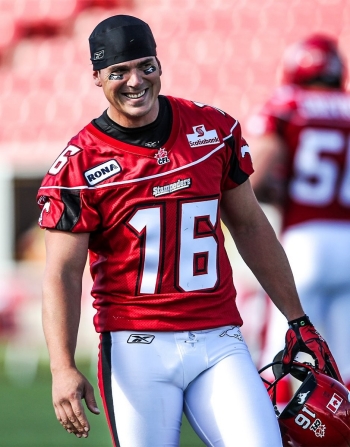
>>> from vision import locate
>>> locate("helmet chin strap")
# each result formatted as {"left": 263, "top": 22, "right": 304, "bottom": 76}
{"left": 258, "top": 359, "right": 283, "bottom": 417}
{"left": 270, "top": 379, "right": 281, "bottom": 417}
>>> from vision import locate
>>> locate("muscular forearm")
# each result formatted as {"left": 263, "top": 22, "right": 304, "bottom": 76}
{"left": 42, "top": 230, "right": 89, "bottom": 372}
{"left": 42, "top": 270, "right": 83, "bottom": 372}
{"left": 231, "top": 214, "right": 304, "bottom": 321}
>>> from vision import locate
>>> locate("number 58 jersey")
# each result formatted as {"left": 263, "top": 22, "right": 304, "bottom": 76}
{"left": 37, "top": 96, "right": 254, "bottom": 333}
{"left": 248, "top": 85, "right": 350, "bottom": 230}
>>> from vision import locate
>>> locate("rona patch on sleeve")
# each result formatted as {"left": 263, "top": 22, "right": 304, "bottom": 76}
{"left": 84, "top": 159, "right": 122, "bottom": 186}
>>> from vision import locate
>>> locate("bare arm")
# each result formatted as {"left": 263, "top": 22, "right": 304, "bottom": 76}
{"left": 249, "top": 133, "right": 287, "bottom": 206}
{"left": 42, "top": 229, "right": 99, "bottom": 438}
{"left": 221, "top": 180, "right": 304, "bottom": 321}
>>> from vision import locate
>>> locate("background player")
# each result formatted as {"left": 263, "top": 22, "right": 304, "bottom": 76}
{"left": 37, "top": 17, "right": 342, "bottom": 447}
{"left": 247, "top": 34, "right": 350, "bottom": 394}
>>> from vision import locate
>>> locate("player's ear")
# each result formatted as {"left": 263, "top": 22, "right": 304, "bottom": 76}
{"left": 93, "top": 70, "right": 102, "bottom": 87}
{"left": 156, "top": 57, "right": 162, "bottom": 76}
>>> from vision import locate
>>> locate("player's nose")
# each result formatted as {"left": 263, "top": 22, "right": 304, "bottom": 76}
{"left": 127, "top": 68, "right": 144, "bottom": 87}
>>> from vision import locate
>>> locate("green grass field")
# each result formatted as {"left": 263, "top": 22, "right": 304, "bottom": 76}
{"left": 0, "top": 351, "right": 205, "bottom": 447}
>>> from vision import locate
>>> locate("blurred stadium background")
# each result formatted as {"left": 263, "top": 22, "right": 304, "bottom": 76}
{"left": 0, "top": 0, "right": 349, "bottom": 445}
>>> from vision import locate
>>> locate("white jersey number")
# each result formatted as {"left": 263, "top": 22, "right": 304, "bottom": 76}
{"left": 49, "top": 145, "right": 81, "bottom": 175}
{"left": 128, "top": 206, "right": 162, "bottom": 294}
{"left": 290, "top": 128, "right": 350, "bottom": 206}
{"left": 127, "top": 198, "right": 219, "bottom": 294}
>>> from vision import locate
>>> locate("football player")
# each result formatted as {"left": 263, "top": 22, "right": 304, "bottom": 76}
{"left": 247, "top": 34, "right": 350, "bottom": 396}
{"left": 37, "top": 17, "right": 342, "bottom": 447}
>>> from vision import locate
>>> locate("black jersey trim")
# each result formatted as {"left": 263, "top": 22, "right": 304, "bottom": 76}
{"left": 92, "top": 95, "right": 172, "bottom": 148}
{"left": 226, "top": 135, "right": 249, "bottom": 184}
{"left": 56, "top": 190, "right": 82, "bottom": 231}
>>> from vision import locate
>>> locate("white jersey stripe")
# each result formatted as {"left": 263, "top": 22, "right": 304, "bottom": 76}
{"left": 39, "top": 141, "right": 226, "bottom": 191}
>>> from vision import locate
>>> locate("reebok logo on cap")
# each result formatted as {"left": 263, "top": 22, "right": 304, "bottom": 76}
{"left": 93, "top": 50, "right": 105, "bottom": 60}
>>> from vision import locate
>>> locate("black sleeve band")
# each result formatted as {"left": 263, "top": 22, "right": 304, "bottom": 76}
{"left": 56, "top": 190, "right": 82, "bottom": 231}
{"left": 227, "top": 135, "right": 249, "bottom": 185}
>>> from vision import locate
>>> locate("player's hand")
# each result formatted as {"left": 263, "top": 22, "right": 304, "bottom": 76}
{"left": 51, "top": 367, "right": 100, "bottom": 438}
{"left": 281, "top": 315, "right": 344, "bottom": 383}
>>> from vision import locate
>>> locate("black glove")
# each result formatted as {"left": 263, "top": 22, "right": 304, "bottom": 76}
{"left": 281, "top": 315, "right": 343, "bottom": 383}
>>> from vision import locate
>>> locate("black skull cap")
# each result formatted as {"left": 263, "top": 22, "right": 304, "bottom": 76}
{"left": 89, "top": 15, "right": 157, "bottom": 70}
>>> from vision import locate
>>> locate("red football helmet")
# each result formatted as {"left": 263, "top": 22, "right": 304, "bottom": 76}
{"left": 281, "top": 34, "right": 347, "bottom": 89}
{"left": 260, "top": 354, "right": 350, "bottom": 446}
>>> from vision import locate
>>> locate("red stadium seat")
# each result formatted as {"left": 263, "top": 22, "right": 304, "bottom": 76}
{"left": 11, "top": 36, "right": 80, "bottom": 71}
{"left": 0, "top": 90, "right": 24, "bottom": 126}
{"left": 73, "top": 6, "right": 142, "bottom": 39}
{"left": 79, "top": 91, "right": 109, "bottom": 120}
{"left": 13, "top": 0, "right": 81, "bottom": 36}
{"left": 0, "top": 1, "right": 22, "bottom": 60}
{"left": 77, "top": 0, "right": 130, "bottom": 8}
{"left": 45, "top": 94, "right": 83, "bottom": 126}
{"left": 53, "top": 70, "right": 93, "bottom": 97}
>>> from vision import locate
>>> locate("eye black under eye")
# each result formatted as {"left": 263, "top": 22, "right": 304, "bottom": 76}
{"left": 109, "top": 73, "right": 123, "bottom": 80}
{"left": 144, "top": 65, "right": 156, "bottom": 75}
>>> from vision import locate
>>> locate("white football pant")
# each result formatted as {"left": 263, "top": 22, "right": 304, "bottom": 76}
{"left": 98, "top": 325, "right": 282, "bottom": 447}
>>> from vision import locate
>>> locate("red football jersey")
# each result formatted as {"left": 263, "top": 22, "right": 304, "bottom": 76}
{"left": 247, "top": 85, "right": 350, "bottom": 230}
{"left": 37, "top": 96, "right": 254, "bottom": 332}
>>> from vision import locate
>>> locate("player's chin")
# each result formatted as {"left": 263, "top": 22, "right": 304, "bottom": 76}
{"left": 125, "top": 101, "right": 156, "bottom": 118}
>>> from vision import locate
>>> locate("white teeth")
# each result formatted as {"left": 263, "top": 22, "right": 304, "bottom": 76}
{"left": 125, "top": 90, "right": 146, "bottom": 99}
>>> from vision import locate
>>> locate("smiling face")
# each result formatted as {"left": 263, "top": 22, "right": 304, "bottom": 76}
{"left": 93, "top": 56, "right": 162, "bottom": 128}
